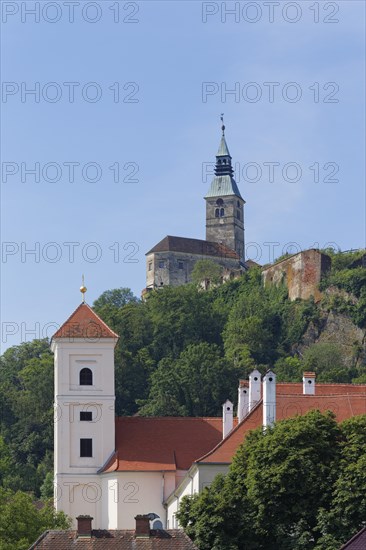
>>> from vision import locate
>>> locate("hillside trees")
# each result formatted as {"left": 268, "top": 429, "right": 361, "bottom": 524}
{"left": 0, "top": 488, "right": 70, "bottom": 550}
{"left": 138, "top": 342, "right": 241, "bottom": 416}
{"left": 191, "top": 259, "right": 224, "bottom": 288}
{"left": 0, "top": 340, "right": 54, "bottom": 494}
{"left": 178, "top": 411, "right": 366, "bottom": 550}
{"left": 320, "top": 250, "right": 366, "bottom": 328}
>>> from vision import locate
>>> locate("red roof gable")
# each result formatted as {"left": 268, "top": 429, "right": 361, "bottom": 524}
{"left": 52, "top": 303, "right": 119, "bottom": 340}
{"left": 101, "top": 417, "right": 222, "bottom": 473}
{"left": 197, "top": 383, "right": 366, "bottom": 464}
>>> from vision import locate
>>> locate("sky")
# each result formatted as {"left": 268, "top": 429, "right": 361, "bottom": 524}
{"left": 1, "top": 0, "right": 365, "bottom": 352}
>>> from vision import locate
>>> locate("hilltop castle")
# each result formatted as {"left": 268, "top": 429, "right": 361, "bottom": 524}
{"left": 144, "top": 123, "right": 334, "bottom": 302}
{"left": 144, "top": 122, "right": 247, "bottom": 292}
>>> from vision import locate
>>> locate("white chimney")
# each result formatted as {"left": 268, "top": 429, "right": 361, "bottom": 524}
{"left": 263, "top": 370, "right": 276, "bottom": 429}
{"left": 238, "top": 380, "right": 249, "bottom": 422}
{"left": 249, "top": 369, "right": 261, "bottom": 411}
{"left": 222, "top": 399, "right": 233, "bottom": 439}
{"left": 303, "top": 372, "right": 316, "bottom": 395}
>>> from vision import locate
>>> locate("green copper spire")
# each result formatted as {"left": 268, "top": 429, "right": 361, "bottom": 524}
{"left": 205, "top": 117, "right": 242, "bottom": 198}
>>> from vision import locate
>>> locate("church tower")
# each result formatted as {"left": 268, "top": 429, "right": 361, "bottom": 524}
{"left": 51, "top": 287, "right": 118, "bottom": 528}
{"left": 205, "top": 122, "right": 245, "bottom": 262}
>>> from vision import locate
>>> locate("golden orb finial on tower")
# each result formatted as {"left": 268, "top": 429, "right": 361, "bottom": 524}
{"left": 80, "top": 275, "right": 87, "bottom": 303}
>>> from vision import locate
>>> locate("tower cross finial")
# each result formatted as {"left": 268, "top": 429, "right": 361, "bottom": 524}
{"left": 220, "top": 113, "right": 225, "bottom": 135}
{"left": 80, "top": 275, "right": 87, "bottom": 303}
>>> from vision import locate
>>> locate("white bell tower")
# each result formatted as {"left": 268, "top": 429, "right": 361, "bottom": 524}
{"left": 51, "top": 288, "right": 118, "bottom": 528}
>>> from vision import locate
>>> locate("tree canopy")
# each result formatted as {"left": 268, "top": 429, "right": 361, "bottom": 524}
{"left": 177, "top": 411, "right": 366, "bottom": 550}
{"left": 0, "top": 488, "right": 70, "bottom": 550}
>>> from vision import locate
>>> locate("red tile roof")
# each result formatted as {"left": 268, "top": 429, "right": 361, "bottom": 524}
{"left": 197, "top": 383, "right": 366, "bottom": 464}
{"left": 29, "top": 529, "right": 198, "bottom": 549}
{"left": 340, "top": 527, "right": 366, "bottom": 549}
{"left": 101, "top": 417, "right": 222, "bottom": 473}
{"left": 146, "top": 236, "right": 239, "bottom": 259}
{"left": 52, "top": 303, "right": 119, "bottom": 340}
{"left": 97, "top": 384, "right": 366, "bottom": 472}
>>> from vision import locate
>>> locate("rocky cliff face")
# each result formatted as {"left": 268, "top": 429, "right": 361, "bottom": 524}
{"left": 296, "top": 310, "right": 366, "bottom": 368}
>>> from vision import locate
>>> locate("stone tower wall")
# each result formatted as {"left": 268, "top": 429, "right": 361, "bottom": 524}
{"left": 206, "top": 196, "right": 245, "bottom": 260}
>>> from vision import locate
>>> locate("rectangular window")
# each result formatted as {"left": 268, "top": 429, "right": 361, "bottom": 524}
{"left": 158, "top": 260, "right": 165, "bottom": 268}
{"left": 178, "top": 261, "right": 184, "bottom": 270}
{"left": 148, "top": 262, "right": 153, "bottom": 271}
{"left": 80, "top": 411, "right": 92, "bottom": 421}
{"left": 80, "top": 438, "right": 92, "bottom": 457}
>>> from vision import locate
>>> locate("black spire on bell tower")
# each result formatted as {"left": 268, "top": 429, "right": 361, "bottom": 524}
{"left": 215, "top": 115, "right": 234, "bottom": 177}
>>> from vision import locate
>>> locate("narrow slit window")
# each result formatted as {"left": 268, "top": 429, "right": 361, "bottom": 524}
{"left": 80, "top": 438, "right": 92, "bottom": 457}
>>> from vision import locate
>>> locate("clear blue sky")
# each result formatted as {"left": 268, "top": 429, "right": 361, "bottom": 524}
{"left": 1, "top": 0, "right": 365, "bottom": 352}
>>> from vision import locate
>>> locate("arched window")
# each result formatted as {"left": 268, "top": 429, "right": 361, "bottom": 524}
{"left": 215, "top": 208, "right": 220, "bottom": 217}
{"left": 220, "top": 208, "right": 225, "bottom": 217}
{"left": 237, "top": 210, "right": 240, "bottom": 220}
{"left": 216, "top": 198, "right": 224, "bottom": 206}
{"left": 80, "top": 368, "right": 93, "bottom": 386}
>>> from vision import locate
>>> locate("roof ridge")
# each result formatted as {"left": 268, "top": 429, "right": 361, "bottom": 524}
{"left": 195, "top": 400, "right": 263, "bottom": 463}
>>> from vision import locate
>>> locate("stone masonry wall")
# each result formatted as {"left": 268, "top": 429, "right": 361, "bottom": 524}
{"left": 262, "top": 249, "right": 331, "bottom": 301}
{"left": 146, "top": 251, "right": 241, "bottom": 290}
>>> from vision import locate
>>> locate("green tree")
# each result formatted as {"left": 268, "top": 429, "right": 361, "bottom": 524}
{"left": 315, "top": 415, "right": 366, "bottom": 548}
{"left": 0, "top": 488, "right": 70, "bottom": 550}
{"left": 92, "top": 287, "right": 138, "bottom": 312}
{"left": 0, "top": 341, "right": 54, "bottom": 494}
{"left": 223, "top": 283, "right": 286, "bottom": 366}
{"left": 139, "top": 343, "right": 239, "bottom": 416}
{"left": 274, "top": 356, "right": 302, "bottom": 382}
{"left": 0, "top": 437, "right": 12, "bottom": 488}
{"left": 179, "top": 411, "right": 343, "bottom": 550}
{"left": 40, "top": 471, "right": 54, "bottom": 501}
{"left": 302, "top": 343, "right": 349, "bottom": 382}
{"left": 191, "top": 259, "right": 223, "bottom": 288}
{"left": 146, "top": 285, "right": 223, "bottom": 361}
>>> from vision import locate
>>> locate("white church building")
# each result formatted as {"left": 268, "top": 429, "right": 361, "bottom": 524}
{"left": 52, "top": 301, "right": 366, "bottom": 529}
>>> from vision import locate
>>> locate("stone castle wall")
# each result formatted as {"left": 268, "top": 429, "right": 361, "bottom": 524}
{"left": 146, "top": 251, "right": 241, "bottom": 290}
{"left": 262, "top": 249, "right": 331, "bottom": 301}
